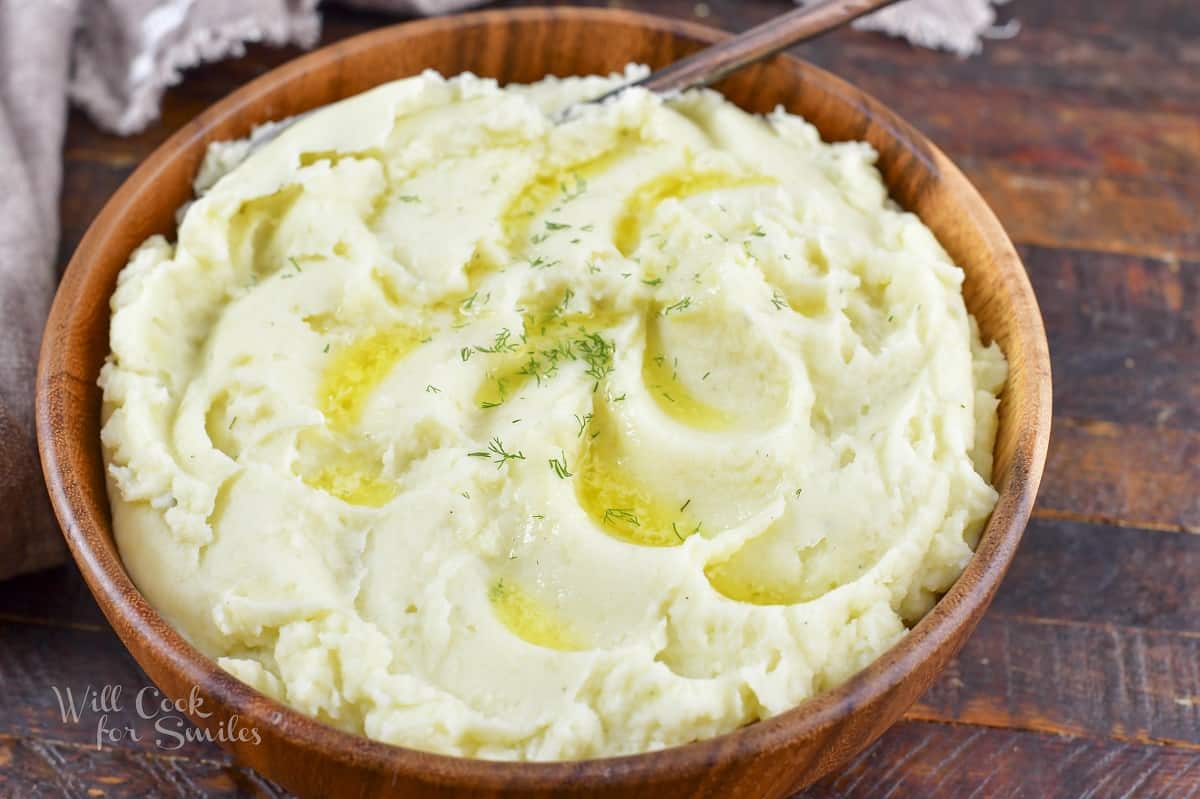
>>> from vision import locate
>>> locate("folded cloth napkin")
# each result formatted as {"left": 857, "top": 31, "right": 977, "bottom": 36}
{"left": 0, "top": 0, "right": 1009, "bottom": 581}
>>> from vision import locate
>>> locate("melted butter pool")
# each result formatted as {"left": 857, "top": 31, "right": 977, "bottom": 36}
{"left": 318, "top": 324, "right": 425, "bottom": 430}
{"left": 490, "top": 579, "right": 586, "bottom": 652}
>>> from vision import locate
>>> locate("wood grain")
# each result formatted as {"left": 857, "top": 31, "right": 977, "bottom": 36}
{"left": 1029, "top": 247, "right": 1197, "bottom": 430}
{"left": 993, "top": 518, "right": 1200, "bottom": 631}
{"left": 1040, "top": 420, "right": 1200, "bottom": 533}
{"left": 804, "top": 721, "right": 1200, "bottom": 799}
{"left": 0, "top": 621, "right": 228, "bottom": 762}
{"left": 0, "top": 735, "right": 285, "bottom": 799}
{"left": 913, "top": 614, "right": 1200, "bottom": 747}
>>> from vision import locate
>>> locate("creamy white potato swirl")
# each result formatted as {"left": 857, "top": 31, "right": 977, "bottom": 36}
{"left": 100, "top": 69, "right": 1006, "bottom": 760}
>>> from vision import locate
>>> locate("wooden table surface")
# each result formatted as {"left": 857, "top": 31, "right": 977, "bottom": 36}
{"left": 5, "top": 1, "right": 1197, "bottom": 796}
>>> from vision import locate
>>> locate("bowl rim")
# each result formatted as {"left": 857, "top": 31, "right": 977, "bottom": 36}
{"left": 36, "top": 5, "right": 1051, "bottom": 790}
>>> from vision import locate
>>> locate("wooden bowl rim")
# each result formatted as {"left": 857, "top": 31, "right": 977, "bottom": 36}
{"left": 36, "top": 6, "right": 1051, "bottom": 789}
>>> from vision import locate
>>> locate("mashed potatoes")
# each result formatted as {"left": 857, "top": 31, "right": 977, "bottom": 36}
{"left": 99, "top": 68, "right": 1006, "bottom": 760}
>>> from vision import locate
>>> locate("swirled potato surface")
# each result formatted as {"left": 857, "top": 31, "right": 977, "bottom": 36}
{"left": 100, "top": 69, "right": 1006, "bottom": 760}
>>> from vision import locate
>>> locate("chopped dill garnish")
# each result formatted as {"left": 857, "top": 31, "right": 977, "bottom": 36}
{"left": 642, "top": 277, "right": 663, "bottom": 286}
{"left": 581, "top": 223, "right": 596, "bottom": 232}
{"left": 561, "top": 174, "right": 587, "bottom": 202}
{"left": 288, "top": 256, "right": 302, "bottom": 272}
{"left": 517, "top": 351, "right": 548, "bottom": 386}
{"left": 549, "top": 288, "right": 574, "bottom": 319}
{"left": 397, "top": 194, "right": 421, "bottom": 203}
{"left": 574, "top": 413, "right": 593, "bottom": 438}
{"left": 575, "top": 331, "right": 615, "bottom": 389}
{"left": 529, "top": 255, "right": 561, "bottom": 270}
{"left": 662, "top": 297, "right": 692, "bottom": 316}
{"left": 771, "top": 291, "right": 788, "bottom": 311}
{"left": 425, "top": 384, "right": 441, "bottom": 394}
{"left": 702, "top": 371, "right": 711, "bottom": 381}
{"left": 548, "top": 451, "right": 572, "bottom": 479}
{"left": 323, "top": 343, "right": 330, "bottom": 353}
{"left": 228, "top": 416, "right": 237, "bottom": 430}
{"left": 468, "top": 437, "right": 526, "bottom": 469}
{"left": 461, "top": 491, "right": 471, "bottom": 499}
{"left": 603, "top": 508, "right": 640, "bottom": 527}
{"left": 545, "top": 221, "right": 572, "bottom": 231}
{"left": 672, "top": 522, "right": 684, "bottom": 542}
{"left": 751, "top": 225, "right": 767, "bottom": 237}
{"left": 460, "top": 347, "right": 473, "bottom": 363}
{"left": 680, "top": 498, "right": 692, "bottom": 512}
{"left": 475, "top": 328, "right": 520, "bottom": 354}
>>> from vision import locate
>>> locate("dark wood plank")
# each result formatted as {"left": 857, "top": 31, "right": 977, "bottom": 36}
{"left": 905, "top": 517, "right": 1200, "bottom": 747}
{"left": 912, "top": 614, "right": 1200, "bottom": 747}
{"left": 1025, "top": 244, "right": 1200, "bottom": 533}
{"left": 1029, "top": 246, "right": 1198, "bottom": 430}
{"left": 994, "top": 518, "right": 1200, "bottom": 631}
{"left": 802, "top": 720, "right": 1200, "bottom": 799}
{"left": 58, "top": 156, "right": 133, "bottom": 276}
{"left": 1040, "top": 420, "right": 1200, "bottom": 534}
{"left": 789, "top": 1, "right": 1200, "bottom": 115}
{"left": 0, "top": 621, "right": 226, "bottom": 762}
{"left": 0, "top": 563, "right": 108, "bottom": 631}
{"left": 0, "top": 735, "right": 288, "bottom": 799}
{"left": 867, "top": 86, "right": 1200, "bottom": 186}
{"left": 970, "top": 166, "right": 1199, "bottom": 261}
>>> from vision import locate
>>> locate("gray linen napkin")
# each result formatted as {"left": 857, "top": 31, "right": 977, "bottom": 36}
{"left": 0, "top": 0, "right": 1008, "bottom": 581}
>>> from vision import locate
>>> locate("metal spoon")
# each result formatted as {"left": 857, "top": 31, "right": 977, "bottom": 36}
{"left": 561, "top": 0, "right": 903, "bottom": 118}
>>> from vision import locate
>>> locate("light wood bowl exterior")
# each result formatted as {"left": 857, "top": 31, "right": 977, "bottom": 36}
{"left": 36, "top": 8, "right": 1052, "bottom": 798}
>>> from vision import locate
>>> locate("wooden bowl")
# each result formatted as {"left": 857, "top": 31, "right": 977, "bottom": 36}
{"left": 36, "top": 7, "right": 1052, "bottom": 798}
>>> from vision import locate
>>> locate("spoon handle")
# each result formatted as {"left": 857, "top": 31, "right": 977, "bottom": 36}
{"left": 591, "top": 0, "right": 903, "bottom": 102}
